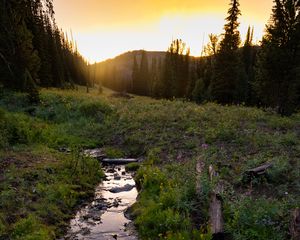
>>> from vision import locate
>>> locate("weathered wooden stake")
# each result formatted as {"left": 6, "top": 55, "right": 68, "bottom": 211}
{"left": 208, "top": 165, "right": 224, "bottom": 240}
{"left": 291, "top": 208, "right": 300, "bottom": 240}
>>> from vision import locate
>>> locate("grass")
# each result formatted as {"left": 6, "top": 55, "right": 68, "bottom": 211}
{"left": 0, "top": 86, "right": 299, "bottom": 239}
{"left": 131, "top": 160, "right": 212, "bottom": 240}
{"left": 0, "top": 88, "right": 109, "bottom": 239}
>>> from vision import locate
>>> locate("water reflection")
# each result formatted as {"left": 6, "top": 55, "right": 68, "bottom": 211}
{"left": 63, "top": 165, "right": 138, "bottom": 240}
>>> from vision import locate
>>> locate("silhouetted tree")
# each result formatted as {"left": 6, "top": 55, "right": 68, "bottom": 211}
{"left": 161, "top": 39, "right": 190, "bottom": 98}
{"left": 241, "top": 26, "right": 258, "bottom": 104}
{"left": 0, "top": 0, "right": 90, "bottom": 93}
{"left": 255, "top": 0, "right": 300, "bottom": 115}
{"left": 132, "top": 55, "right": 139, "bottom": 93}
{"left": 139, "top": 51, "right": 150, "bottom": 95}
{"left": 212, "top": 0, "right": 242, "bottom": 103}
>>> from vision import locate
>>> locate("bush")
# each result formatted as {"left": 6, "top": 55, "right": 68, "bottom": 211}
{"left": 12, "top": 215, "right": 53, "bottom": 240}
{"left": 79, "top": 101, "right": 112, "bottom": 120}
{"left": 104, "top": 147, "right": 124, "bottom": 158}
{"left": 125, "top": 162, "right": 140, "bottom": 172}
{"left": 0, "top": 109, "right": 31, "bottom": 147}
{"left": 133, "top": 164, "right": 205, "bottom": 239}
{"left": 224, "top": 198, "right": 287, "bottom": 240}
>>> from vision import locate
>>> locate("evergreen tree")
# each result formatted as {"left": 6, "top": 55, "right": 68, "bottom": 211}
{"left": 192, "top": 34, "right": 220, "bottom": 102}
{"left": 132, "top": 54, "right": 139, "bottom": 93}
{"left": 152, "top": 57, "right": 165, "bottom": 98}
{"left": 0, "top": 0, "right": 40, "bottom": 92}
{"left": 0, "top": 0, "right": 90, "bottom": 92}
{"left": 254, "top": 0, "right": 300, "bottom": 115}
{"left": 241, "top": 26, "right": 258, "bottom": 104}
{"left": 139, "top": 51, "right": 150, "bottom": 95}
{"left": 161, "top": 39, "right": 190, "bottom": 98}
{"left": 149, "top": 57, "right": 158, "bottom": 96}
{"left": 212, "top": 0, "right": 242, "bottom": 103}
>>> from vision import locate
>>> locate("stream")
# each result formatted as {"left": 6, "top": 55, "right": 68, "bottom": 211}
{"left": 62, "top": 164, "right": 138, "bottom": 240}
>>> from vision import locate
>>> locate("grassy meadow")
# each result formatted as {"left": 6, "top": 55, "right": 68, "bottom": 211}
{"left": 0, "top": 86, "right": 299, "bottom": 239}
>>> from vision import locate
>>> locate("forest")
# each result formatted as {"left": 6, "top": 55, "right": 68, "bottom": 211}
{"left": 96, "top": 0, "right": 300, "bottom": 116}
{"left": 1, "top": 0, "right": 300, "bottom": 115}
{"left": 0, "top": 0, "right": 90, "bottom": 98}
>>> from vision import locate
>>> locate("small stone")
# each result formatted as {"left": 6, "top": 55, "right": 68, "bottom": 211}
{"left": 92, "top": 216, "right": 101, "bottom": 221}
{"left": 109, "top": 184, "right": 135, "bottom": 193}
{"left": 114, "top": 174, "right": 121, "bottom": 180}
{"left": 81, "top": 227, "right": 91, "bottom": 236}
{"left": 107, "top": 168, "right": 115, "bottom": 173}
{"left": 113, "top": 199, "right": 119, "bottom": 207}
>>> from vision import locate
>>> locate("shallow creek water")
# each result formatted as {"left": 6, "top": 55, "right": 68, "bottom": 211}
{"left": 63, "top": 165, "right": 138, "bottom": 240}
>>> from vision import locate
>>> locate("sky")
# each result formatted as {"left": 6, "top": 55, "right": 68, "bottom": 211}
{"left": 53, "top": 0, "right": 273, "bottom": 62}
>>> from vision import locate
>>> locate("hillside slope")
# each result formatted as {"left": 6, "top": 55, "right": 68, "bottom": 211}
{"left": 97, "top": 50, "right": 166, "bottom": 77}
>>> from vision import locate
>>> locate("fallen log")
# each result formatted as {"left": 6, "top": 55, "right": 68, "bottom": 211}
{"left": 290, "top": 208, "right": 300, "bottom": 240}
{"left": 102, "top": 158, "right": 138, "bottom": 164}
{"left": 243, "top": 162, "right": 273, "bottom": 184}
{"left": 246, "top": 162, "right": 273, "bottom": 175}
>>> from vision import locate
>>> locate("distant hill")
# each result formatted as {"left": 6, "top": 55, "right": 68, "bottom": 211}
{"left": 94, "top": 50, "right": 166, "bottom": 92}
{"left": 95, "top": 50, "right": 166, "bottom": 81}
{"left": 94, "top": 50, "right": 198, "bottom": 92}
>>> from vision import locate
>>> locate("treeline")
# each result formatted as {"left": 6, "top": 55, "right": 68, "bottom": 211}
{"left": 100, "top": 0, "right": 300, "bottom": 115}
{"left": 0, "top": 0, "right": 90, "bottom": 99}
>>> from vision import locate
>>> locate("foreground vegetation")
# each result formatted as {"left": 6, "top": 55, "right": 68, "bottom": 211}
{"left": 0, "top": 88, "right": 110, "bottom": 239}
{"left": 0, "top": 87, "right": 299, "bottom": 239}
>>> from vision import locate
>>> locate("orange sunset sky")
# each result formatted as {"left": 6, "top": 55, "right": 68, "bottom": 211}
{"left": 53, "top": 0, "right": 274, "bottom": 62}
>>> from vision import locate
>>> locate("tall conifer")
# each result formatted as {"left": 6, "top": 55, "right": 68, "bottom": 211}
{"left": 255, "top": 0, "right": 300, "bottom": 115}
{"left": 212, "top": 0, "right": 241, "bottom": 103}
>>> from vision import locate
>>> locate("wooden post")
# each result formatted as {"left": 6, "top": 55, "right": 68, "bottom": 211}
{"left": 291, "top": 208, "right": 300, "bottom": 240}
{"left": 208, "top": 165, "right": 224, "bottom": 240}
{"left": 196, "top": 159, "right": 205, "bottom": 194}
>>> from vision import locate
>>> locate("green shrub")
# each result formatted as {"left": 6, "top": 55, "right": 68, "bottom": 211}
{"left": 147, "top": 147, "right": 162, "bottom": 165}
{"left": 224, "top": 198, "right": 287, "bottom": 240}
{"left": 268, "top": 116, "right": 294, "bottom": 130}
{"left": 279, "top": 132, "right": 298, "bottom": 146}
{"left": 12, "top": 215, "right": 53, "bottom": 240}
{"left": 0, "top": 214, "right": 5, "bottom": 236}
{"left": 133, "top": 164, "right": 205, "bottom": 239}
{"left": 104, "top": 147, "right": 124, "bottom": 158}
{"left": 136, "top": 205, "right": 190, "bottom": 239}
{"left": 125, "top": 162, "right": 140, "bottom": 171}
{"left": 79, "top": 101, "right": 112, "bottom": 120}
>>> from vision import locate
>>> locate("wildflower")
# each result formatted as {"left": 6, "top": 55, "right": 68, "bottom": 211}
{"left": 201, "top": 143, "right": 209, "bottom": 149}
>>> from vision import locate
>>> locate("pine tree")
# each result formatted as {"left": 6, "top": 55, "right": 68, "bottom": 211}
{"left": 212, "top": 0, "right": 242, "bottom": 103}
{"left": 161, "top": 39, "right": 190, "bottom": 98}
{"left": 149, "top": 57, "right": 158, "bottom": 96}
{"left": 255, "top": 0, "right": 300, "bottom": 115}
{"left": 139, "top": 51, "right": 150, "bottom": 95}
{"left": 132, "top": 54, "right": 139, "bottom": 93}
{"left": 0, "top": 0, "right": 90, "bottom": 91}
{"left": 152, "top": 57, "right": 165, "bottom": 98}
{"left": 241, "top": 26, "right": 259, "bottom": 104}
{"left": 192, "top": 34, "right": 220, "bottom": 102}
